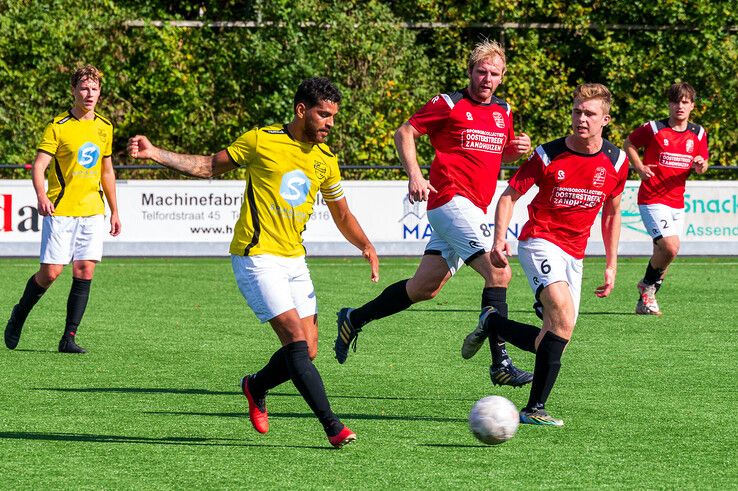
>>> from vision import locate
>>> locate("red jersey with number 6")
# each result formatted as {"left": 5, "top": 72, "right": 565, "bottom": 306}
{"left": 628, "top": 119, "right": 709, "bottom": 208}
{"left": 408, "top": 89, "right": 515, "bottom": 213}
{"left": 509, "top": 138, "right": 629, "bottom": 259}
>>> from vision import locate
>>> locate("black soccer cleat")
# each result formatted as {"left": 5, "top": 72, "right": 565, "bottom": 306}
{"left": 334, "top": 308, "right": 361, "bottom": 364}
{"left": 519, "top": 406, "right": 564, "bottom": 426}
{"left": 58, "top": 334, "right": 87, "bottom": 354}
{"left": 4, "top": 304, "right": 24, "bottom": 350}
{"left": 461, "top": 306, "right": 496, "bottom": 359}
{"left": 490, "top": 359, "right": 533, "bottom": 388}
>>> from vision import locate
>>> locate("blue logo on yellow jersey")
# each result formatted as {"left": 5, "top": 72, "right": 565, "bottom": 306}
{"left": 77, "top": 142, "right": 101, "bottom": 169}
{"left": 280, "top": 170, "right": 310, "bottom": 206}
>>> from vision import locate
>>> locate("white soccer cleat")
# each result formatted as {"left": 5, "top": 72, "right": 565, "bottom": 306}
{"left": 636, "top": 281, "right": 662, "bottom": 316}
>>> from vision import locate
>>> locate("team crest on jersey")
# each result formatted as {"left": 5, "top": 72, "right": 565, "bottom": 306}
{"left": 313, "top": 160, "right": 327, "bottom": 180}
{"left": 77, "top": 142, "right": 101, "bottom": 169}
{"left": 593, "top": 167, "right": 606, "bottom": 188}
{"left": 557, "top": 170, "right": 566, "bottom": 181}
{"left": 280, "top": 170, "right": 311, "bottom": 206}
{"left": 663, "top": 139, "right": 669, "bottom": 147}
{"left": 493, "top": 112, "right": 505, "bottom": 129}
{"left": 686, "top": 139, "right": 694, "bottom": 153}
{"left": 97, "top": 128, "right": 107, "bottom": 142}
{"left": 466, "top": 112, "right": 473, "bottom": 121}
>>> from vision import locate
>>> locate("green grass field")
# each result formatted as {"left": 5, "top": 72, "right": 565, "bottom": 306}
{"left": 1, "top": 256, "right": 736, "bottom": 489}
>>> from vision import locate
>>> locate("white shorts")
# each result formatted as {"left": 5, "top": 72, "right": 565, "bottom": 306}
{"left": 231, "top": 254, "right": 317, "bottom": 323}
{"left": 425, "top": 195, "right": 492, "bottom": 275}
{"left": 40, "top": 215, "right": 105, "bottom": 264}
{"left": 639, "top": 204, "right": 684, "bottom": 240}
{"left": 518, "top": 238, "right": 583, "bottom": 322}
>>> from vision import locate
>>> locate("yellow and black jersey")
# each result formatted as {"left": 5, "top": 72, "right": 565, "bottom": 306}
{"left": 226, "top": 123, "right": 345, "bottom": 257}
{"left": 37, "top": 111, "right": 113, "bottom": 216}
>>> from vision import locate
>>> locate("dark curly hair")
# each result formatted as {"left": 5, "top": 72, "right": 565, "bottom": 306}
{"left": 293, "top": 77, "right": 342, "bottom": 110}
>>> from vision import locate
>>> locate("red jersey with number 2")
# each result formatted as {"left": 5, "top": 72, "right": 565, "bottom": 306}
{"left": 628, "top": 120, "right": 709, "bottom": 208}
{"left": 509, "top": 138, "right": 630, "bottom": 259}
{"left": 408, "top": 89, "right": 514, "bottom": 213}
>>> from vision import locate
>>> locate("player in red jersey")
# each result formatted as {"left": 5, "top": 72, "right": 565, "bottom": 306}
{"left": 466, "top": 83, "right": 629, "bottom": 425}
{"left": 624, "top": 82, "right": 709, "bottom": 315}
{"left": 334, "top": 40, "right": 533, "bottom": 387}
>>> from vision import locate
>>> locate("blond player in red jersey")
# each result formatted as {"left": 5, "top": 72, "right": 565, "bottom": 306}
{"left": 624, "top": 82, "right": 709, "bottom": 316}
{"left": 464, "top": 83, "right": 629, "bottom": 426}
{"left": 334, "top": 40, "right": 533, "bottom": 388}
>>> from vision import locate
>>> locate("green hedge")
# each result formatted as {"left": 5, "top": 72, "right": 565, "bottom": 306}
{"left": 1, "top": 0, "right": 735, "bottom": 180}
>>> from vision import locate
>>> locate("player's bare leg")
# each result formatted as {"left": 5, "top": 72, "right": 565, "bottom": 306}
{"left": 462, "top": 253, "right": 533, "bottom": 387}
{"left": 57, "top": 260, "right": 97, "bottom": 353}
{"left": 518, "top": 282, "right": 572, "bottom": 426}
{"left": 4, "top": 264, "right": 62, "bottom": 350}
{"left": 637, "top": 236, "right": 679, "bottom": 315}
{"left": 247, "top": 309, "right": 353, "bottom": 446}
{"left": 335, "top": 254, "right": 451, "bottom": 364}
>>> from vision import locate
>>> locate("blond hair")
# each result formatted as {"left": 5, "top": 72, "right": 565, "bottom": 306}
{"left": 71, "top": 65, "right": 102, "bottom": 88}
{"left": 467, "top": 39, "right": 506, "bottom": 73}
{"left": 573, "top": 83, "right": 612, "bottom": 114}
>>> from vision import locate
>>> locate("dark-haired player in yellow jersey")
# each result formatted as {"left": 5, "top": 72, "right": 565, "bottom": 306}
{"left": 127, "top": 77, "right": 379, "bottom": 448}
{"left": 5, "top": 65, "right": 121, "bottom": 354}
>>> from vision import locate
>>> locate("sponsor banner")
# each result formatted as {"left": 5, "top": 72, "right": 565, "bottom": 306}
{"left": 1, "top": 180, "right": 737, "bottom": 256}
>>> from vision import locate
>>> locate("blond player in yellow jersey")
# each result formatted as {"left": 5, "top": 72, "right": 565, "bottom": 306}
{"left": 5, "top": 65, "right": 121, "bottom": 354}
{"left": 127, "top": 77, "right": 378, "bottom": 448}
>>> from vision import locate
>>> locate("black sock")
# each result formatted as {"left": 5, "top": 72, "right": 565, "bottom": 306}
{"left": 654, "top": 279, "right": 664, "bottom": 293}
{"left": 485, "top": 313, "right": 539, "bottom": 353}
{"left": 349, "top": 279, "right": 412, "bottom": 328}
{"left": 14, "top": 275, "right": 47, "bottom": 325}
{"left": 643, "top": 261, "right": 664, "bottom": 286}
{"left": 65, "top": 277, "right": 91, "bottom": 337}
{"left": 526, "top": 331, "right": 568, "bottom": 410}
{"left": 249, "top": 346, "right": 290, "bottom": 397}
{"left": 482, "top": 287, "right": 510, "bottom": 365}
{"left": 283, "top": 341, "right": 343, "bottom": 436}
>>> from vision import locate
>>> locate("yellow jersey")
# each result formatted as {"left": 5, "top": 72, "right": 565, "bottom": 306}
{"left": 37, "top": 111, "right": 113, "bottom": 216}
{"left": 226, "top": 124, "right": 345, "bottom": 257}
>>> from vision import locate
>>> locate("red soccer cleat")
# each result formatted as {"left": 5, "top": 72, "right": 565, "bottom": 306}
{"left": 241, "top": 376, "right": 269, "bottom": 434}
{"left": 328, "top": 425, "right": 356, "bottom": 448}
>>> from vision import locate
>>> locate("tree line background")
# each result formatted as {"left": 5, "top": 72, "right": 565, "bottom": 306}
{"left": 1, "top": 0, "right": 736, "bottom": 180}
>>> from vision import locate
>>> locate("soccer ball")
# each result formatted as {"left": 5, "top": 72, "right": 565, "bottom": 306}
{"left": 468, "top": 396, "right": 519, "bottom": 445}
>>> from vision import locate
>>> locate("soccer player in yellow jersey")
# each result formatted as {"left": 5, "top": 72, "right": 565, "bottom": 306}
{"left": 127, "top": 77, "right": 379, "bottom": 448}
{"left": 5, "top": 65, "right": 121, "bottom": 354}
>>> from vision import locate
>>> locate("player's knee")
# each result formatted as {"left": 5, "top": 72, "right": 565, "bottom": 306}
{"left": 36, "top": 269, "right": 61, "bottom": 286}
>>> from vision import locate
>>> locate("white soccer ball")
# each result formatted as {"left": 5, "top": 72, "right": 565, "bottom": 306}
{"left": 469, "top": 396, "right": 519, "bottom": 445}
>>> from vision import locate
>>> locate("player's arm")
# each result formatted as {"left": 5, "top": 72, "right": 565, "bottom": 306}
{"left": 31, "top": 151, "right": 54, "bottom": 216}
{"left": 595, "top": 194, "right": 622, "bottom": 298}
{"left": 501, "top": 132, "right": 531, "bottom": 163}
{"left": 395, "top": 122, "right": 436, "bottom": 203}
{"left": 127, "top": 135, "right": 235, "bottom": 178}
{"left": 326, "top": 198, "right": 379, "bottom": 283}
{"left": 490, "top": 186, "right": 523, "bottom": 268}
{"left": 623, "top": 138, "right": 653, "bottom": 180}
{"left": 100, "top": 156, "right": 121, "bottom": 237}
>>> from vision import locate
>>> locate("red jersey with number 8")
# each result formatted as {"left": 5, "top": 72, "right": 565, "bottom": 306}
{"left": 408, "top": 89, "right": 515, "bottom": 213}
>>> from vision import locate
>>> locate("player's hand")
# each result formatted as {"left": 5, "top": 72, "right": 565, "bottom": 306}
{"left": 127, "top": 135, "right": 156, "bottom": 160}
{"left": 37, "top": 195, "right": 54, "bottom": 216}
{"left": 109, "top": 212, "right": 121, "bottom": 237}
{"left": 363, "top": 244, "right": 379, "bottom": 283}
{"left": 692, "top": 156, "right": 708, "bottom": 174}
{"left": 407, "top": 175, "right": 436, "bottom": 204}
{"left": 490, "top": 241, "right": 511, "bottom": 268}
{"left": 635, "top": 164, "right": 655, "bottom": 180}
{"left": 594, "top": 266, "right": 616, "bottom": 298}
{"left": 508, "top": 132, "right": 531, "bottom": 157}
